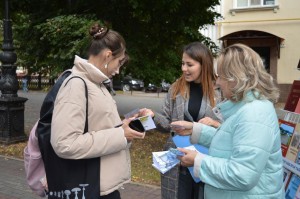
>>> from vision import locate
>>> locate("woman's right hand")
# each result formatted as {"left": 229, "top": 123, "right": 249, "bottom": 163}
{"left": 122, "top": 117, "right": 145, "bottom": 141}
{"left": 170, "top": 121, "right": 193, "bottom": 136}
{"left": 139, "top": 108, "right": 154, "bottom": 118}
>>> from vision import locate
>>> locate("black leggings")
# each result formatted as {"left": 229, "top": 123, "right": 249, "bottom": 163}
{"left": 99, "top": 190, "right": 121, "bottom": 199}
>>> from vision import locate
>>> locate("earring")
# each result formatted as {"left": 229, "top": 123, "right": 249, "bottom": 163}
{"left": 104, "top": 63, "right": 108, "bottom": 69}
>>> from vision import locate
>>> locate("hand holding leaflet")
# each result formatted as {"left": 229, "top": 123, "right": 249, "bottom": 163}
{"left": 124, "top": 108, "right": 156, "bottom": 132}
{"left": 152, "top": 151, "right": 180, "bottom": 174}
{"left": 152, "top": 147, "right": 194, "bottom": 174}
{"left": 176, "top": 146, "right": 199, "bottom": 167}
{"left": 172, "top": 135, "right": 208, "bottom": 183}
{"left": 121, "top": 117, "right": 145, "bottom": 141}
{"left": 168, "top": 147, "right": 185, "bottom": 156}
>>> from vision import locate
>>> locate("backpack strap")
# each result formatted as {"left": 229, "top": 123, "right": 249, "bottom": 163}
{"left": 64, "top": 76, "right": 88, "bottom": 133}
{"left": 39, "top": 70, "right": 72, "bottom": 121}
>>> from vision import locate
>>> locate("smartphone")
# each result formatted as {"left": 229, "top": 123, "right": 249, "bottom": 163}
{"left": 129, "top": 119, "right": 145, "bottom": 132}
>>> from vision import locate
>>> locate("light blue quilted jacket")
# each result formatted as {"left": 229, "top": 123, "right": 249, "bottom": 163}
{"left": 191, "top": 92, "right": 285, "bottom": 199}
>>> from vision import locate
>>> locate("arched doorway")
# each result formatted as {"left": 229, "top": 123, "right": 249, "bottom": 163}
{"left": 219, "top": 30, "right": 284, "bottom": 81}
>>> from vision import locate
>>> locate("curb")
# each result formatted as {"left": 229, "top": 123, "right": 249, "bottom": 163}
{"left": 129, "top": 181, "right": 161, "bottom": 190}
{"left": 0, "top": 154, "right": 24, "bottom": 161}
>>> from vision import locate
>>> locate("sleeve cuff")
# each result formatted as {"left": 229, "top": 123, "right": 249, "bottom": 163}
{"left": 120, "top": 127, "right": 128, "bottom": 145}
{"left": 190, "top": 122, "right": 203, "bottom": 144}
{"left": 193, "top": 152, "right": 206, "bottom": 179}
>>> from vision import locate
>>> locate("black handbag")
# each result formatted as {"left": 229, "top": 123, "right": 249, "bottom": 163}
{"left": 37, "top": 71, "right": 100, "bottom": 199}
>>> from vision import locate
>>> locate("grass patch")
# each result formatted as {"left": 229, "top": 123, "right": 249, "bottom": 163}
{"left": 130, "top": 130, "right": 169, "bottom": 186}
{"left": 0, "top": 129, "right": 169, "bottom": 186}
{"left": 0, "top": 142, "right": 27, "bottom": 159}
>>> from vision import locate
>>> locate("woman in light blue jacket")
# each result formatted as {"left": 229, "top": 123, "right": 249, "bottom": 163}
{"left": 171, "top": 43, "right": 284, "bottom": 199}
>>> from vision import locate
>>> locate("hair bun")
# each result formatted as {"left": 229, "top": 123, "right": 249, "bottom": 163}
{"left": 89, "top": 23, "right": 109, "bottom": 39}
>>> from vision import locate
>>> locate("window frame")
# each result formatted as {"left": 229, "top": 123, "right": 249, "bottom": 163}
{"left": 234, "top": 0, "right": 277, "bottom": 9}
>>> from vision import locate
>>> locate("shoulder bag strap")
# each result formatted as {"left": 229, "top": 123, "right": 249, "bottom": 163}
{"left": 65, "top": 76, "right": 88, "bottom": 133}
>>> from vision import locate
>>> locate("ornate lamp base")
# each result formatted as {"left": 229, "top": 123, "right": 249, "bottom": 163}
{"left": 0, "top": 96, "right": 28, "bottom": 144}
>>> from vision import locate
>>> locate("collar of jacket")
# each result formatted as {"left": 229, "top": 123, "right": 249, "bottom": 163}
{"left": 216, "top": 91, "right": 258, "bottom": 120}
{"left": 73, "top": 55, "right": 109, "bottom": 84}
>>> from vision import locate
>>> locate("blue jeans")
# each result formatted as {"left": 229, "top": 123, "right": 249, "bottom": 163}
{"left": 22, "top": 82, "right": 28, "bottom": 92}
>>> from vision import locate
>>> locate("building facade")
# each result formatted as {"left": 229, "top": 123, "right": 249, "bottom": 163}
{"left": 204, "top": 0, "right": 300, "bottom": 102}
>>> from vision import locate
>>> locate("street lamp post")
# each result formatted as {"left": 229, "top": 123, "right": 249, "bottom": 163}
{"left": 0, "top": 0, "right": 27, "bottom": 144}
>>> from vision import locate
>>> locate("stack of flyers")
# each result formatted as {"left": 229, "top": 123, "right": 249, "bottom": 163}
{"left": 152, "top": 150, "right": 180, "bottom": 174}
{"left": 152, "top": 146, "right": 200, "bottom": 175}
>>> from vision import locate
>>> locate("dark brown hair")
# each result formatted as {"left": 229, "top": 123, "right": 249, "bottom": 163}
{"left": 120, "top": 52, "right": 129, "bottom": 66}
{"left": 88, "top": 23, "right": 126, "bottom": 58}
{"left": 172, "top": 42, "right": 217, "bottom": 107}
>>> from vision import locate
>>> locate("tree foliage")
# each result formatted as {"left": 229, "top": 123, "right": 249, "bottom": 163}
{"left": 13, "top": 13, "right": 98, "bottom": 78}
{"left": 5, "top": 0, "right": 220, "bottom": 84}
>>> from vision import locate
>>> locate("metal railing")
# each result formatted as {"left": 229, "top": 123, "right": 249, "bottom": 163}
{"left": 17, "top": 76, "right": 55, "bottom": 90}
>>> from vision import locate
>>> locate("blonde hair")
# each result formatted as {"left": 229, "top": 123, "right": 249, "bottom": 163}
{"left": 217, "top": 43, "right": 279, "bottom": 103}
{"left": 171, "top": 42, "right": 216, "bottom": 107}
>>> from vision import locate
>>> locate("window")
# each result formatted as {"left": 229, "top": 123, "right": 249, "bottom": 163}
{"left": 235, "top": 0, "right": 275, "bottom": 8}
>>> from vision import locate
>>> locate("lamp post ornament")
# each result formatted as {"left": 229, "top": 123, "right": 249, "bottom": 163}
{"left": 0, "top": 0, "right": 27, "bottom": 144}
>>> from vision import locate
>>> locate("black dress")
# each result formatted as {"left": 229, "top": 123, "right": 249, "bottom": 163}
{"left": 177, "top": 82, "right": 204, "bottom": 199}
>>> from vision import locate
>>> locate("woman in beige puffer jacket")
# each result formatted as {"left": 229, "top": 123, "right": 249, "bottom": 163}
{"left": 51, "top": 23, "right": 145, "bottom": 199}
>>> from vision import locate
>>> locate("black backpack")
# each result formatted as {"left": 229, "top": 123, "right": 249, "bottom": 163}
{"left": 37, "top": 70, "right": 100, "bottom": 199}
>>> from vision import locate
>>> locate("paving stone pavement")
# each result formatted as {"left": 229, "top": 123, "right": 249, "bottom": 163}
{"left": 0, "top": 155, "right": 161, "bottom": 199}
{"left": 0, "top": 90, "right": 162, "bottom": 199}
